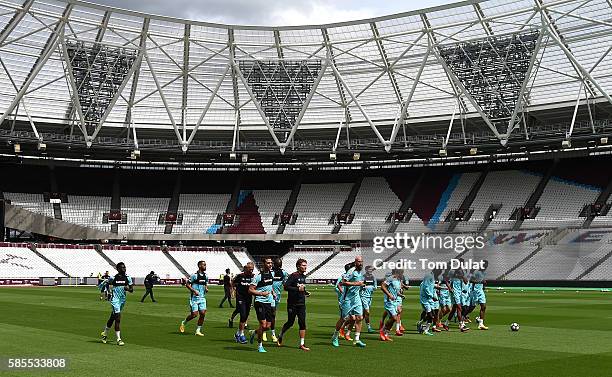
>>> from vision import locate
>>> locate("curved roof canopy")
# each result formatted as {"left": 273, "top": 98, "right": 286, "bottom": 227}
{"left": 0, "top": 0, "right": 610, "bottom": 157}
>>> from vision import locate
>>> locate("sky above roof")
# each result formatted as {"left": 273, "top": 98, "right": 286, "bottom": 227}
{"left": 87, "top": 0, "right": 454, "bottom": 26}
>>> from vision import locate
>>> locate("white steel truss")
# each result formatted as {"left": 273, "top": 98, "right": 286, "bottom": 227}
{"left": 0, "top": 0, "right": 608, "bottom": 154}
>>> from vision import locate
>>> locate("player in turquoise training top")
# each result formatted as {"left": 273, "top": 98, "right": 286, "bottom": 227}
{"left": 99, "top": 262, "right": 133, "bottom": 346}
{"left": 179, "top": 260, "right": 209, "bottom": 336}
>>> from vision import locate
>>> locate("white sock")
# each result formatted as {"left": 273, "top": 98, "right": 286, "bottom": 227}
{"left": 424, "top": 323, "right": 430, "bottom": 333}
{"left": 115, "top": 331, "right": 121, "bottom": 340}
{"left": 460, "top": 321, "right": 465, "bottom": 328}
{"left": 239, "top": 330, "right": 244, "bottom": 336}
{"left": 444, "top": 319, "right": 449, "bottom": 326}
{"left": 271, "top": 329, "right": 276, "bottom": 336}
{"left": 333, "top": 330, "right": 339, "bottom": 338}
{"left": 396, "top": 323, "right": 401, "bottom": 331}
{"left": 300, "top": 337, "right": 305, "bottom": 346}
{"left": 181, "top": 320, "right": 185, "bottom": 325}
{"left": 258, "top": 342, "right": 263, "bottom": 348}
{"left": 346, "top": 330, "right": 351, "bottom": 337}
{"left": 103, "top": 327, "right": 109, "bottom": 335}
{"left": 398, "top": 320, "right": 402, "bottom": 327}
{"left": 355, "top": 332, "right": 360, "bottom": 341}
{"left": 196, "top": 326, "right": 202, "bottom": 332}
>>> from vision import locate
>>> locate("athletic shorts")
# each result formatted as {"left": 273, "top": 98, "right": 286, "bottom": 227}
{"left": 236, "top": 299, "right": 252, "bottom": 322}
{"left": 254, "top": 302, "right": 273, "bottom": 322}
{"left": 431, "top": 299, "right": 440, "bottom": 310}
{"left": 360, "top": 296, "right": 372, "bottom": 310}
{"left": 190, "top": 298, "right": 207, "bottom": 312}
{"left": 439, "top": 291, "right": 451, "bottom": 307}
{"left": 451, "top": 289, "right": 463, "bottom": 305}
{"left": 341, "top": 298, "right": 363, "bottom": 318}
{"left": 421, "top": 300, "right": 434, "bottom": 313}
{"left": 384, "top": 301, "right": 398, "bottom": 317}
{"left": 286, "top": 304, "right": 307, "bottom": 330}
{"left": 471, "top": 290, "right": 486, "bottom": 305}
{"left": 111, "top": 300, "right": 125, "bottom": 314}
{"left": 462, "top": 293, "right": 471, "bottom": 307}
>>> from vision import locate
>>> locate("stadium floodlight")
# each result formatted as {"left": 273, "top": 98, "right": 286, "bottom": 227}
{"left": 229, "top": 152, "right": 237, "bottom": 160}
{"left": 37, "top": 142, "right": 46, "bottom": 151}
{"left": 241, "top": 154, "right": 248, "bottom": 163}
{"left": 562, "top": 140, "right": 571, "bottom": 149}
{"left": 130, "top": 150, "right": 140, "bottom": 159}
{"left": 353, "top": 153, "right": 360, "bottom": 161}
{"left": 330, "top": 153, "right": 337, "bottom": 161}
{"left": 601, "top": 137, "right": 608, "bottom": 145}
{"left": 439, "top": 149, "right": 447, "bottom": 157}
{"left": 13, "top": 143, "right": 21, "bottom": 153}
{"left": 469, "top": 147, "right": 478, "bottom": 155}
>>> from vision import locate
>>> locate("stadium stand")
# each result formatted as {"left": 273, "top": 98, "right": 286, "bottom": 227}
{"left": 102, "top": 246, "right": 184, "bottom": 279}
{"left": 284, "top": 183, "right": 353, "bottom": 234}
{"left": 458, "top": 170, "right": 541, "bottom": 231}
{"left": 36, "top": 245, "right": 112, "bottom": 277}
{"left": 281, "top": 246, "right": 338, "bottom": 278}
{"left": 506, "top": 230, "right": 612, "bottom": 280}
{"left": 175, "top": 194, "right": 231, "bottom": 234}
{"left": 0, "top": 243, "right": 62, "bottom": 278}
{"left": 119, "top": 197, "right": 169, "bottom": 234}
{"left": 168, "top": 247, "right": 244, "bottom": 277}
{"left": 61, "top": 195, "right": 111, "bottom": 231}
{"left": 308, "top": 248, "right": 360, "bottom": 280}
{"left": 339, "top": 177, "right": 401, "bottom": 234}
{"left": 4, "top": 193, "right": 53, "bottom": 218}
{"left": 252, "top": 190, "right": 291, "bottom": 234}
{"left": 523, "top": 178, "right": 601, "bottom": 229}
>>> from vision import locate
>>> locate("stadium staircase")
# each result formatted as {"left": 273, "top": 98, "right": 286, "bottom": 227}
{"left": 221, "top": 173, "right": 243, "bottom": 234}
{"left": 276, "top": 173, "right": 303, "bottom": 234}
{"left": 305, "top": 250, "right": 340, "bottom": 278}
{"left": 226, "top": 191, "right": 265, "bottom": 234}
{"left": 49, "top": 167, "right": 63, "bottom": 220}
{"left": 582, "top": 174, "right": 612, "bottom": 228}
{"left": 110, "top": 170, "right": 121, "bottom": 234}
{"left": 162, "top": 248, "right": 189, "bottom": 278}
{"left": 94, "top": 245, "right": 116, "bottom": 268}
{"left": 332, "top": 176, "right": 363, "bottom": 234}
{"left": 497, "top": 245, "right": 543, "bottom": 280}
{"left": 227, "top": 250, "right": 244, "bottom": 270}
{"left": 388, "top": 171, "right": 424, "bottom": 233}
{"left": 164, "top": 172, "right": 182, "bottom": 234}
{"left": 512, "top": 159, "right": 558, "bottom": 231}
{"left": 29, "top": 244, "right": 69, "bottom": 277}
{"left": 575, "top": 249, "right": 612, "bottom": 280}
{"left": 446, "top": 166, "right": 490, "bottom": 232}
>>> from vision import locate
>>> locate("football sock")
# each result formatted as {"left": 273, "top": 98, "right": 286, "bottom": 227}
{"left": 355, "top": 332, "right": 360, "bottom": 341}
{"left": 115, "top": 331, "right": 121, "bottom": 340}
{"left": 300, "top": 337, "right": 305, "bottom": 346}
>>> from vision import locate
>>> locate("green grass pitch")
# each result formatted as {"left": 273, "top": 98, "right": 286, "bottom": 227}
{"left": 1, "top": 285, "right": 611, "bottom": 376}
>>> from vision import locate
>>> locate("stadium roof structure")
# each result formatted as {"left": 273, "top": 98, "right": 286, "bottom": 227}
{"left": 0, "top": 0, "right": 611, "bottom": 164}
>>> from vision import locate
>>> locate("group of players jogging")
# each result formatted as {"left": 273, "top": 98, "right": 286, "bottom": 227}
{"left": 97, "top": 255, "right": 488, "bottom": 351}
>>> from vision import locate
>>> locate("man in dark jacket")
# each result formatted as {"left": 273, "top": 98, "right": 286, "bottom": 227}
{"left": 219, "top": 269, "right": 234, "bottom": 308}
{"left": 141, "top": 271, "right": 159, "bottom": 302}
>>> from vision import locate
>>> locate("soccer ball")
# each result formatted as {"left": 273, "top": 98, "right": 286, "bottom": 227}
{"left": 510, "top": 323, "right": 520, "bottom": 332}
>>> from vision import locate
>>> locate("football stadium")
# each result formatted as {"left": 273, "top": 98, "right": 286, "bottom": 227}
{"left": 1, "top": 0, "right": 612, "bottom": 375}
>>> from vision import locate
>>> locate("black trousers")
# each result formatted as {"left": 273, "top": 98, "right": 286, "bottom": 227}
{"left": 141, "top": 287, "right": 155, "bottom": 302}
{"left": 219, "top": 287, "right": 233, "bottom": 307}
{"left": 282, "top": 304, "right": 307, "bottom": 331}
